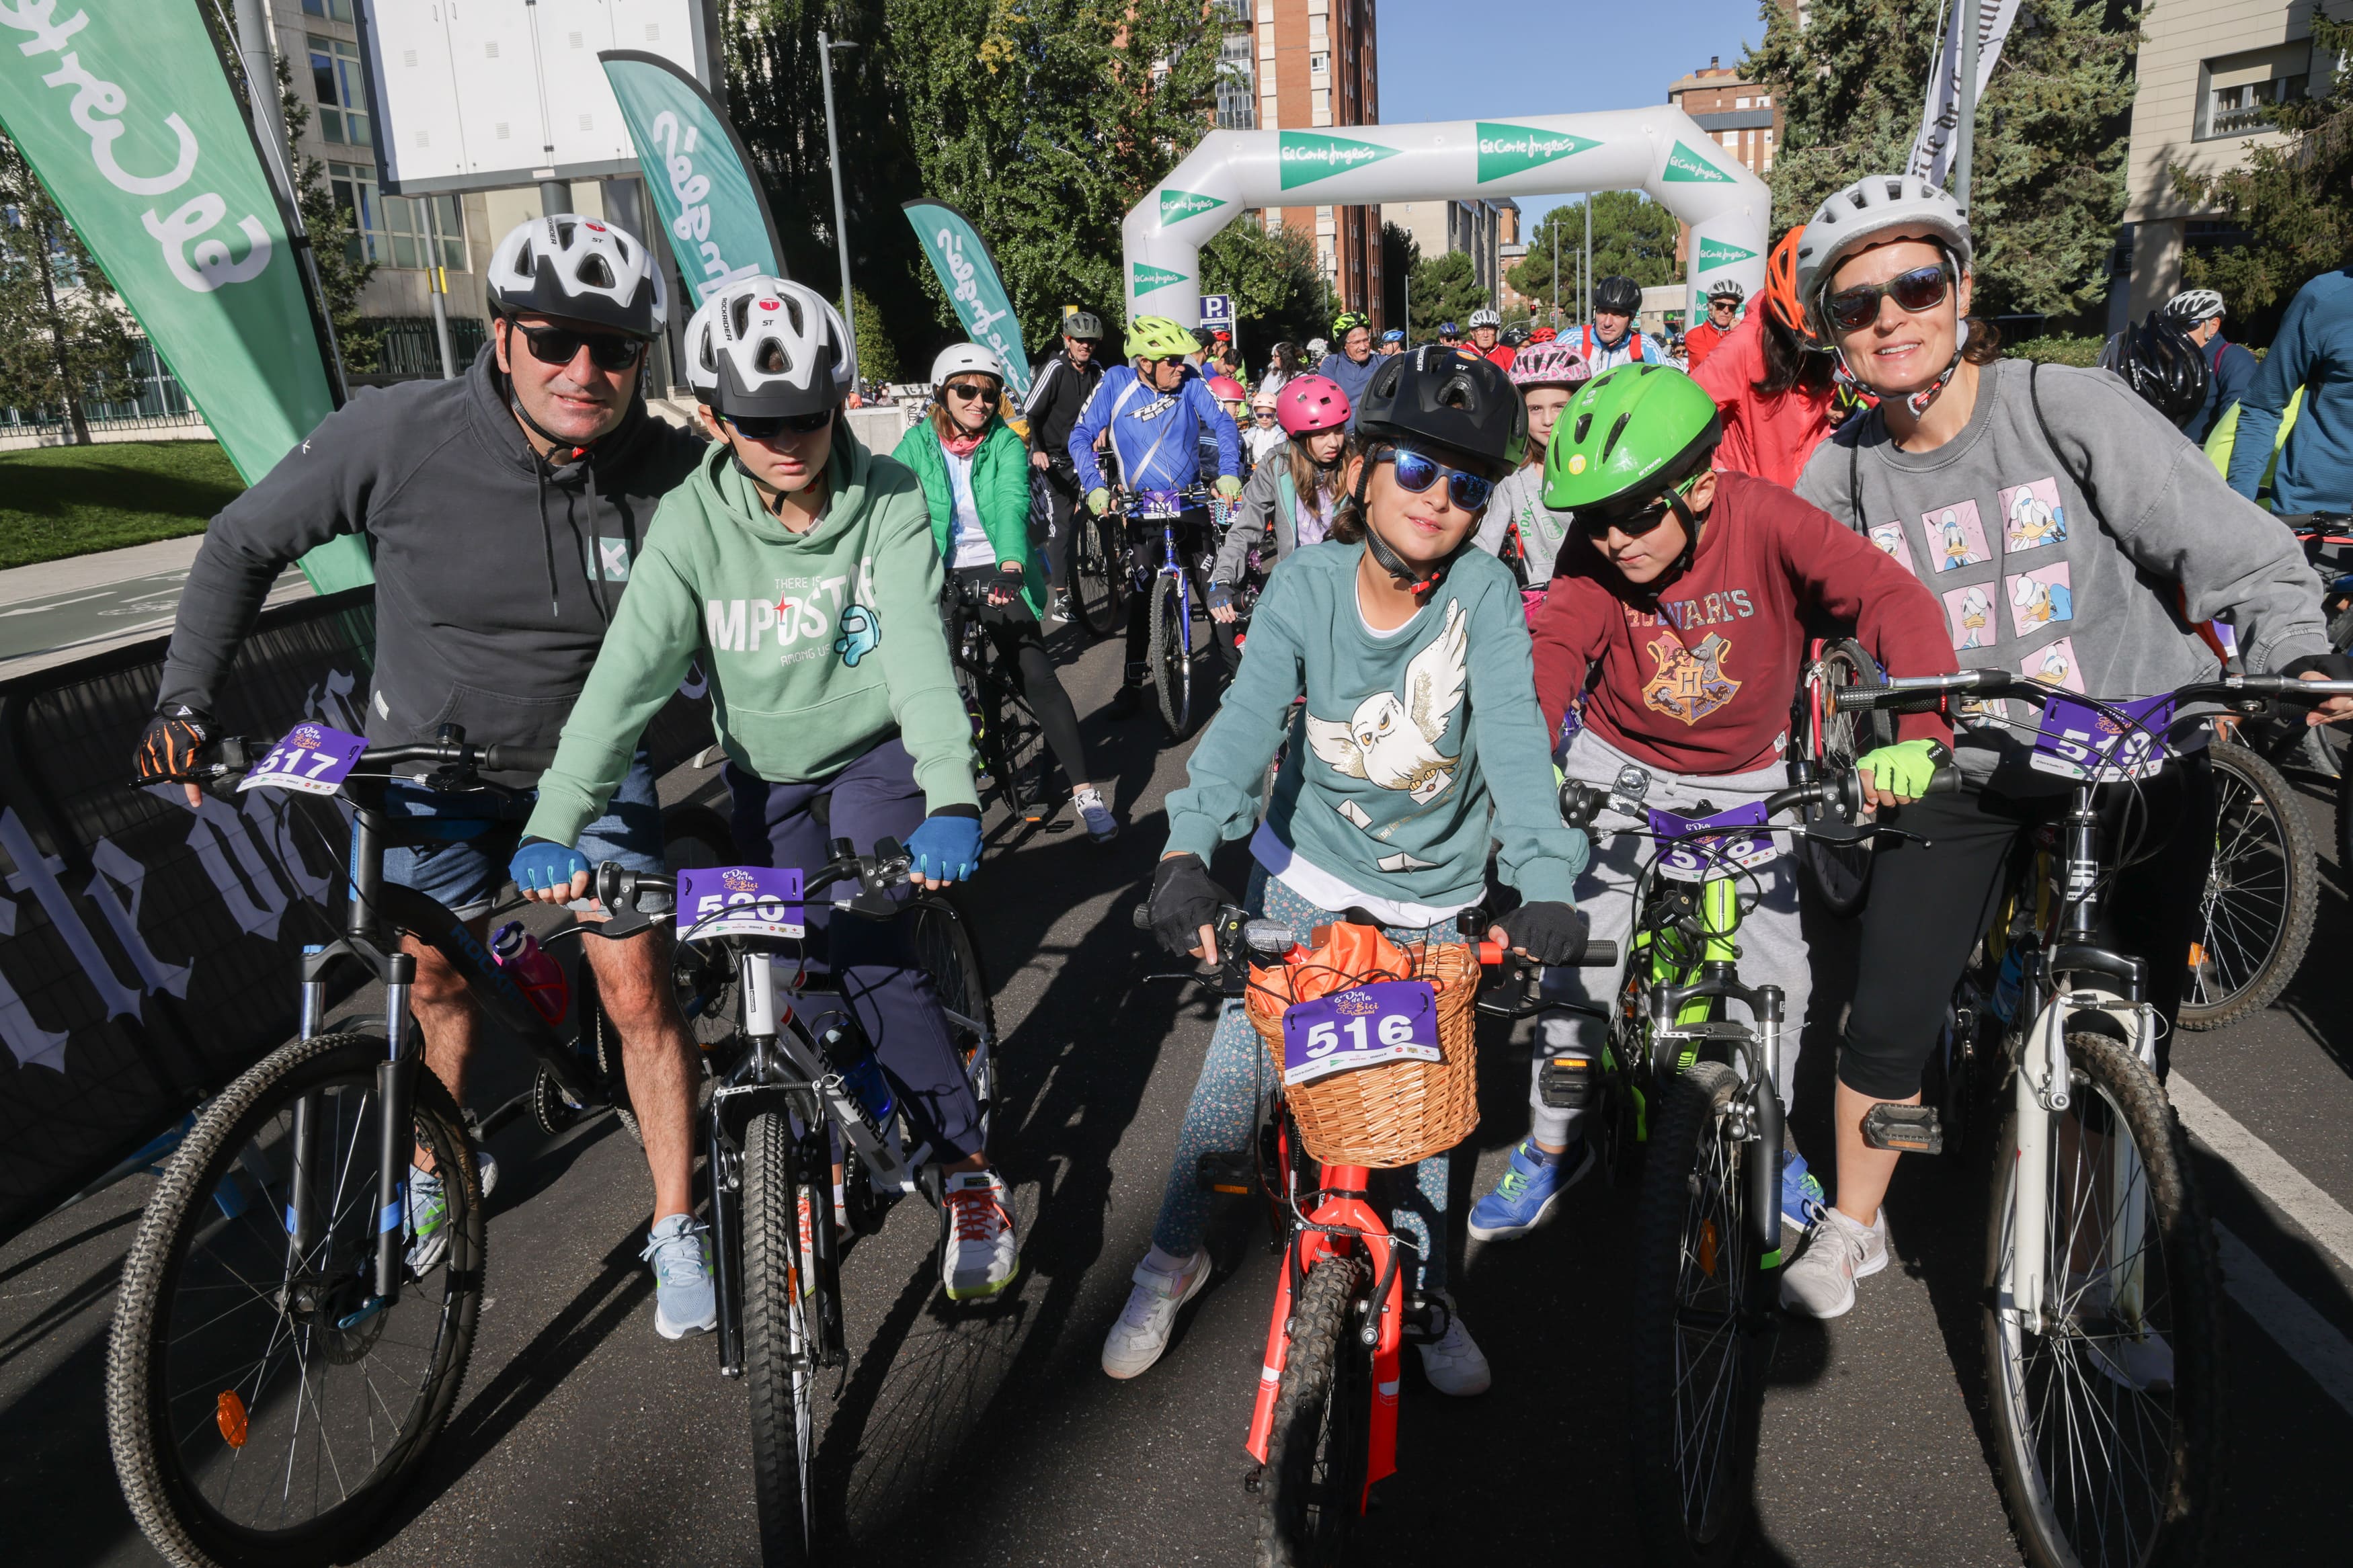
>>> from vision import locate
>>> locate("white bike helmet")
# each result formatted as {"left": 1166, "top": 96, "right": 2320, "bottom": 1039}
{"left": 930, "top": 342, "right": 1008, "bottom": 388}
{"left": 487, "top": 214, "right": 665, "bottom": 337}
{"left": 1469, "top": 307, "right": 1502, "bottom": 329}
{"left": 685, "top": 276, "right": 852, "bottom": 417}
{"left": 1794, "top": 175, "right": 1972, "bottom": 337}
{"left": 2165, "top": 288, "right": 2225, "bottom": 325}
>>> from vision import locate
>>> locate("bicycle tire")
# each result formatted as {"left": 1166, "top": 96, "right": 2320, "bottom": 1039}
{"left": 1254, "top": 1250, "right": 1373, "bottom": 1568}
{"left": 1983, "top": 1032, "right": 2223, "bottom": 1568}
{"left": 1074, "top": 515, "right": 1125, "bottom": 637}
{"left": 1150, "top": 571, "right": 1199, "bottom": 741}
{"left": 906, "top": 895, "right": 998, "bottom": 1142}
{"left": 108, "top": 1032, "right": 483, "bottom": 1568}
{"left": 1796, "top": 638, "right": 1891, "bottom": 917}
{"left": 742, "top": 1109, "right": 820, "bottom": 1568}
{"left": 1631, "top": 1059, "right": 1769, "bottom": 1568}
{"left": 2180, "top": 740, "right": 2315, "bottom": 1029}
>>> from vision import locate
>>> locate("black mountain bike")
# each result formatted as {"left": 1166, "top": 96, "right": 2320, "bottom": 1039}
{"left": 943, "top": 573, "right": 1053, "bottom": 832}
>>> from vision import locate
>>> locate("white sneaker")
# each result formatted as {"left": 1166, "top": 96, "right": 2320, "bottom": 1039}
{"left": 941, "top": 1169, "right": 1020, "bottom": 1301}
{"left": 1101, "top": 1246, "right": 1211, "bottom": 1379}
{"left": 1416, "top": 1294, "right": 1491, "bottom": 1396}
{"left": 1778, "top": 1205, "right": 1890, "bottom": 1319}
{"left": 1072, "top": 784, "right": 1119, "bottom": 843}
{"left": 475, "top": 1148, "right": 499, "bottom": 1199}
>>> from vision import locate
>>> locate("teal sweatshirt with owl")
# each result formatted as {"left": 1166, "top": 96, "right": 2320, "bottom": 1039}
{"left": 1164, "top": 541, "right": 1587, "bottom": 912}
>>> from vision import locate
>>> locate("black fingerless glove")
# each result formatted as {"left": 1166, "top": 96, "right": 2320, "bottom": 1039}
{"left": 1497, "top": 901, "right": 1589, "bottom": 966}
{"left": 1149, "top": 853, "right": 1232, "bottom": 957}
{"left": 133, "top": 704, "right": 211, "bottom": 786}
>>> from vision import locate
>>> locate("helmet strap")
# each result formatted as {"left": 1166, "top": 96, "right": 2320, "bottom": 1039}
{"left": 1351, "top": 462, "right": 1462, "bottom": 599}
{"left": 508, "top": 388, "right": 595, "bottom": 470}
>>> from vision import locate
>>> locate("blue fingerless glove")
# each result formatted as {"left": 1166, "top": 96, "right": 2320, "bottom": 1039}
{"left": 510, "top": 837, "right": 589, "bottom": 897}
{"left": 1206, "top": 583, "right": 1234, "bottom": 614}
{"left": 907, "top": 810, "right": 983, "bottom": 884}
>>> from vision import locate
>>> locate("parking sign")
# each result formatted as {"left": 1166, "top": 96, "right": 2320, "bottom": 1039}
{"left": 1198, "top": 294, "right": 1235, "bottom": 327}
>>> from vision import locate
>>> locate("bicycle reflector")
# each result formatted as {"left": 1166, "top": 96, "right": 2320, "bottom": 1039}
{"left": 215, "top": 1389, "right": 249, "bottom": 1449}
{"left": 1538, "top": 1047, "right": 1597, "bottom": 1108}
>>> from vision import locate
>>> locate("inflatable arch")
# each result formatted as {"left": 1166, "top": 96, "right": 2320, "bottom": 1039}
{"left": 1123, "top": 110, "right": 1771, "bottom": 336}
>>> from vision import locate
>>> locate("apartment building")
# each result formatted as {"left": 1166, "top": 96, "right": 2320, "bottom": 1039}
{"left": 1386, "top": 198, "right": 1521, "bottom": 305}
{"left": 1220, "top": 0, "right": 1386, "bottom": 321}
{"left": 2118, "top": 0, "right": 2349, "bottom": 321}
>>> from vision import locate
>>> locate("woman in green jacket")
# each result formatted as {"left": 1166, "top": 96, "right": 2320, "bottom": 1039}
{"left": 895, "top": 343, "right": 1118, "bottom": 841}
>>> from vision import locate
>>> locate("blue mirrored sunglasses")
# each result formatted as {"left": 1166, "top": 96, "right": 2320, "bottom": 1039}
{"left": 1380, "top": 445, "right": 1494, "bottom": 513}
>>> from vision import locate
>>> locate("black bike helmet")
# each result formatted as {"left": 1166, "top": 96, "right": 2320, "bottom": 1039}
{"left": 1354, "top": 345, "right": 1529, "bottom": 477}
{"left": 1593, "top": 275, "right": 1643, "bottom": 315}
{"left": 2099, "top": 313, "right": 2210, "bottom": 425}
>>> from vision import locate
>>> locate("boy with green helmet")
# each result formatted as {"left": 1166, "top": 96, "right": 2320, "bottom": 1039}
{"left": 1467, "top": 362, "right": 1958, "bottom": 1246}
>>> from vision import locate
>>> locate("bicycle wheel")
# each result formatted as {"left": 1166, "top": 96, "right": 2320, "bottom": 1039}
{"left": 742, "top": 1109, "right": 820, "bottom": 1567}
{"left": 2180, "top": 740, "right": 2315, "bottom": 1029}
{"left": 1796, "top": 638, "right": 1893, "bottom": 917}
{"left": 1074, "top": 515, "right": 1125, "bottom": 636}
{"left": 1149, "top": 571, "right": 1199, "bottom": 741}
{"left": 108, "top": 1032, "right": 483, "bottom": 1568}
{"left": 1983, "top": 1032, "right": 2223, "bottom": 1568}
{"left": 1254, "top": 1250, "right": 1373, "bottom": 1568}
{"left": 906, "top": 895, "right": 998, "bottom": 1141}
{"left": 1631, "top": 1059, "right": 1769, "bottom": 1568}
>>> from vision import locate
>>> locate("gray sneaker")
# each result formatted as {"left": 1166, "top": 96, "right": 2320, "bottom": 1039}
{"left": 641, "top": 1214, "right": 718, "bottom": 1339}
{"left": 1778, "top": 1205, "right": 1889, "bottom": 1319}
{"left": 404, "top": 1164, "right": 450, "bottom": 1275}
{"left": 1072, "top": 784, "right": 1119, "bottom": 843}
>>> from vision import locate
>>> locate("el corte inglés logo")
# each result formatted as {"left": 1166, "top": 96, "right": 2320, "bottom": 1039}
{"left": 1663, "top": 140, "right": 1734, "bottom": 183}
{"left": 1159, "top": 188, "right": 1226, "bottom": 224}
{"left": 1696, "top": 237, "right": 1759, "bottom": 271}
{"left": 1279, "top": 130, "right": 1399, "bottom": 190}
{"left": 1475, "top": 122, "right": 1602, "bottom": 183}
{"left": 1131, "top": 262, "right": 1189, "bottom": 296}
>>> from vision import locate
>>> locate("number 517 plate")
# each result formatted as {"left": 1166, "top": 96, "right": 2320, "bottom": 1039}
{"left": 239, "top": 723, "right": 367, "bottom": 795}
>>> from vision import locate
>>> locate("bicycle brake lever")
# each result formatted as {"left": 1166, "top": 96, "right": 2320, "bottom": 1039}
{"left": 581, "top": 908, "right": 655, "bottom": 940}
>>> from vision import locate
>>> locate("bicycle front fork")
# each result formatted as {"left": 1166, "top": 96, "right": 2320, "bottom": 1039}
{"left": 370, "top": 952, "right": 420, "bottom": 1305}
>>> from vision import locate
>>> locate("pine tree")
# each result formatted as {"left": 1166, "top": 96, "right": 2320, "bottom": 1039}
{"left": 1744, "top": 0, "right": 2138, "bottom": 323}
{"left": 2173, "top": 15, "right": 2353, "bottom": 345}
{"left": 0, "top": 133, "right": 141, "bottom": 442}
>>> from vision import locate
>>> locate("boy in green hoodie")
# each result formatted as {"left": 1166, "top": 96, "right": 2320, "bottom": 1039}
{"left": 512, "top": 279, "right": 1019, "bottom": 1318}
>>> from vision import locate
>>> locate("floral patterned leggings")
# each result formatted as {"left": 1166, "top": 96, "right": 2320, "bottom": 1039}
{"left": 1148, "top": 868, "right": 1455, "bottom": 1294}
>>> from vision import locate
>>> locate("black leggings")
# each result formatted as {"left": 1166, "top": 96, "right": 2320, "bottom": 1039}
{"left": 1038, "top": 462, "right": 1080, "bottom": 592}
{"left": 952, "top": 567, "right": 1092, "bottom": 788}
{"left": 1841, "top": 754, "right": 2216, "bottom": 1098}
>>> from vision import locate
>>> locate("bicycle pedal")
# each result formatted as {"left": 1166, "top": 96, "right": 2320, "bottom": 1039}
{"left": 1860, "top": 1102, "right": 1943, "bottom": 1155}
{"left": 1538, "top": 1050, "right": 1597, "bottom": 1109}
{"left": 1196, "top": 1149, "right": 1255, "bottom": 1195}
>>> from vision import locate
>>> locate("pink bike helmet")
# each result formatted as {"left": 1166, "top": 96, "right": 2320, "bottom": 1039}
{"left": 1277, "top": 373, "right": 1351, "bottom": 436}
{"left": 1509, "top": 342, "right": 1591, "bottom": 390}
{"left": 1208, "top": 374, "right": 1247, "bottom": 403}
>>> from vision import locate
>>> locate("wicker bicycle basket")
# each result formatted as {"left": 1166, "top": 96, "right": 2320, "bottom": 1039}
{"left": 1244, "top": 940, "right": 1481, "bottom": 1169}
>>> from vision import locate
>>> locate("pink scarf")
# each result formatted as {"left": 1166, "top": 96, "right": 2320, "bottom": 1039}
{"left": 941, "top": 427, "right": 985, "bottom": 458}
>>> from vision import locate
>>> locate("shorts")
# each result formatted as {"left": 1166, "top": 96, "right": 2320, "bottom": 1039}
{"left": 382, "top": 749, "right": 671, "bottom": 919}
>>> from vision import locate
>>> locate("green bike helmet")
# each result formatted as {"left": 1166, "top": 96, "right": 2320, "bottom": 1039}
{"left": 1125, "top": 315, "right": 1199, "bottom": 361}
{"left": 1542, "top": 364, "right": 1722, "bottom": 518}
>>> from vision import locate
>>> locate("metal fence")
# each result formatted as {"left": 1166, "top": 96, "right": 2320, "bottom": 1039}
{"left": 372, "top": 315, "right": 487, "bottom": 380}
{"left": 0, "top": 340, "right": 208, "bottom": 438}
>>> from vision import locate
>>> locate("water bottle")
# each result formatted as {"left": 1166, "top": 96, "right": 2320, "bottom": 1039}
{"left": 820, "top": 1021, "right": 896, "bottom": 1126}
{"left": 491, "top": 921, "right": 569, "bottom": 1026}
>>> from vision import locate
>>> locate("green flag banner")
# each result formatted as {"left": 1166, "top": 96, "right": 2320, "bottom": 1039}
{"left": 599, "top": 51, "right": 783, "bottom": 309}
{"left": 902, "top": 199, "right": 1031, "bottom": 402}
{"left": 0, "top": 0, "right": 370, "bottom": 592}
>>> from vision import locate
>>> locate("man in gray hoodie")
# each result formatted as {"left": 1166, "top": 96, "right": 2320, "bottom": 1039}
{"left": 130, "top": 216, "right": 722, "bottom": 1337}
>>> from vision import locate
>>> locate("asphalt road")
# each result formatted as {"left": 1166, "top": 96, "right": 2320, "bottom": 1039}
{"left": 5, "top": 621, "right": 2352, "bottom": 1567}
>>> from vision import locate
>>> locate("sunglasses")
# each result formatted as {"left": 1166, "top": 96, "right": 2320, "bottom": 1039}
{"left": 727, "top": 408, "right": 834, "bottom": 440}
{"left": 512, "top": 320, "right": 645, "bottom": 372}
{"left": 1573, "top": 475, "right": 1701, "bottom": 542}
{"left": 1380, "top": 446, "right": 1494, "bottom": 513}
{"left": 943, "top": 382, "right": 996, "bottom": 403}
{"left": 1824, "top": 263, "right": 1953, "bottom": 334}
{"left": 1253, "top": 409, "right": 1277, "bottom": 419}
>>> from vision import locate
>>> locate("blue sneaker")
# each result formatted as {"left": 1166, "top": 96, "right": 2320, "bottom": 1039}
{"left": 641, "top": 1214, "right": 718, "bottom": 1339}
{"left": 1468, "top": 1138, "right": 1594, "bottom": 1241}
{"left": 1781, "top": 1149, "right": 1827, "bottom": 1238}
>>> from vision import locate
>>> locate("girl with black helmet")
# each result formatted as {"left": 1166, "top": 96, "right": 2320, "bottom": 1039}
{"left": 1115, "top": 348, "right": 1590, "bottom": 1393}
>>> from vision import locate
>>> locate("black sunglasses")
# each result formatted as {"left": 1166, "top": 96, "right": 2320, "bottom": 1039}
{"left": 1824, "top": 263, "right": 1953, "bottom": 334}
{"left": 943, "top": 382, "right": 995, "bottom": 403}
{"left": 1573, "top": 476, "right": 1702, "bottom": 542}
{"left": 1379, "top": 445, "right": 1494, "bottom": 513}
{"left": 512, "top": 320, "right": 645, "bottom": 372}
{"left": 727, "top": 408, "right": 834, "bottom": 440}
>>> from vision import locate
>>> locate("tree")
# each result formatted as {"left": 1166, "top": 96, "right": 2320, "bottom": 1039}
{"left": 2173, "top": 15, "right": 2353, "bottom": 345}
{"left": 1406, "top": 251, "right": 1488, "bottom": 337}
{"left": 0, "top": 133, "right": 141, "bottom": 442}
{"left": 1744, "top": 0, "right": 2138, "bottom": 323}
{"left": 841, "top": 288, "right": 898, "bottom": 384}
{"left": 1201, "top": 216, "right": 1324, "bottom": 355}
{"left": 275, "top": 58, "right": 378, "bottom": 376}
{"left": 1506, "top": 194, "right": 1681, "bottom": 311}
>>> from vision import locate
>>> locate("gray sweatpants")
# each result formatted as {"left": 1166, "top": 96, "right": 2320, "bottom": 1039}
{"left": 1528, "top": 727, "right": 1814, "bottom": 1147}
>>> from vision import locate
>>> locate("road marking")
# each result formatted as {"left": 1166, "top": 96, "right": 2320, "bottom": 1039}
{"left": 2169, "top": 1073, "right": 2353, "bottom": 1274}
{"left": 2217, "top": 1225, "right": 2353, "bottom": 1421}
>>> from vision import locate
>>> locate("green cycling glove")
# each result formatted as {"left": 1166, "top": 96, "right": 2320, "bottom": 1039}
{"left": 1214, "top": 474, "right": 1243, "bottom": 499}
{"left": 1855, "top": 737, "right": 1944, "bottom": 798}
{"left": 1086, "top": 487, "right": 1111, "bottom": 515}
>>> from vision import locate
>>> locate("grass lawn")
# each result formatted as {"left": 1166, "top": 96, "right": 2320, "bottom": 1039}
{"left": 0, "top": 440, "right": 245, "bottom": 571}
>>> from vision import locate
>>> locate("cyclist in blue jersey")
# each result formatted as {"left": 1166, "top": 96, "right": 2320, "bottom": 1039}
{"left": 1070, "top": 315, "right": 1243, "bottom": 717}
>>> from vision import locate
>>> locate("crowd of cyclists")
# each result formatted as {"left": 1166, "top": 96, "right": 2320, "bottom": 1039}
{"left": 128, "top": 167, "right": 2353, "bottom": 1471}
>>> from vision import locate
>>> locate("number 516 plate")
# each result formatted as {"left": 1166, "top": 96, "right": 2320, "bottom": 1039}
{"left": 1279, "top": 979, "right": 1441, "bottom": 1087}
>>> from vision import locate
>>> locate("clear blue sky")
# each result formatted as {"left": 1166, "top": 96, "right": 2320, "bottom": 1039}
{"left": 1373, "top": 0, "right": 1773, "bottom": 231}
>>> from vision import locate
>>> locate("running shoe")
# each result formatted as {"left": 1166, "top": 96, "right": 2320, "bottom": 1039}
{"left": 1415, "top": 1294, "right": 1492, "bottom": 1396}
{"left": 403, "top": 1164, "right": 448, "bottom": 1275}
{"left": 641, "top": 1214, "right": 717, "bottom": 1339}
{"left": 1101, "top": 1246, "right": 1211, "bottom": 1379}
{"left": 1073, "top": 784, "right": 1120, "bottom": 843}
{"left": 943, "top": 1169, "right": 1021, "bottom": 1301}
{"left": 1778, "top": 1206, "right": 1890, "bottom": 1319}
{"left": 1467, "top": 1139, "right": 1593, "bottom": 1241}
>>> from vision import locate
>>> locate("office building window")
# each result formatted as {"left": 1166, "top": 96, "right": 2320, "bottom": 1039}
{"left": 1216, "top": 32, "right": 1255, "bottom": 128}
{"left": 387, "top": 194, "right": 467, "bottom": 271}
{"left": 301, "top": 0, "right": 354, "bottom": 17}
{"left": 309, "top": 36, "right": 370, "bottom": 145}
{"left": 328, "top": 161, "right": 385, "bottom": 265}
{"left": 2196, "top": 42, "right": 2311, "bottom": 139}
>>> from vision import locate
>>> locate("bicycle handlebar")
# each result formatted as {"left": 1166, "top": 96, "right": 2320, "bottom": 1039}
{"left": 1833, "top": 671, "right": 2353, "bottom": 715}
{"left": 1559, "top": 761, "right": 1962, "bottom": 837}
{"left": 206, "top": 734, "right": 557, "bottom": 781}
{"left": 593, "top": 836, "right": 912, "bottom": 927}
{"left": 1127, "top": 901, "right": 1618, "bottom": 968}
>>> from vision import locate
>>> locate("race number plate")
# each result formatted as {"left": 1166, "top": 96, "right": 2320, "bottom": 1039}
{"left": 1648, "top": 800, "right": 1780, "bottom": 882}
{"left": 677, "top": 866, "right": 805, "bottom": 940}
{"left": 238, "top": 723, "right": 366, "bottom": 796}
{"left": 1279, "top": 980, "right": 1441, "bottom": 1087}
{"left": 2029, "top": 694, "right": 2176, "bottom": 782}
{"left": 1137, "top": 489, "right": 1186, "bottom": 519}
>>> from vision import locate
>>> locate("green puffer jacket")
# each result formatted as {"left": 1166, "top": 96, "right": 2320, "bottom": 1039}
{"left": 893, "top": 415, "right": 1047, "bottom": 619}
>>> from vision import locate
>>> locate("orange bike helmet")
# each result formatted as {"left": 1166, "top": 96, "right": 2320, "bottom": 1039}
{"left": 1765, "top": 227, "right": 1810, "bottom": 341}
